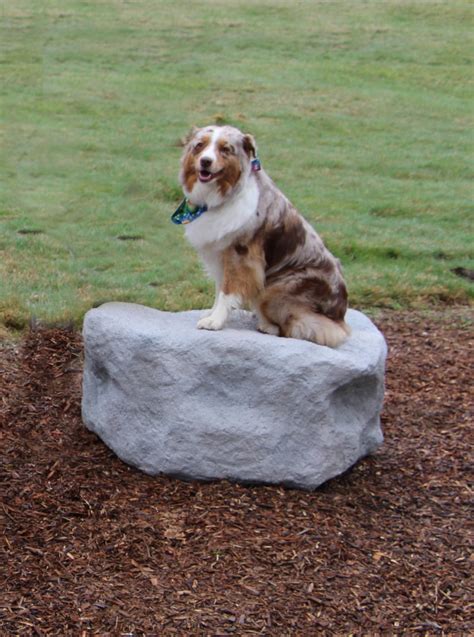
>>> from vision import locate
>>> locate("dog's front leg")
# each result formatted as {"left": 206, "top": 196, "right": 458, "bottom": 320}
{"left": 197, "top": 241, "right": 265, "bottom": 332}
{"left": 198, "top": 248, "right": 240, "bottom": 331}
{"left": 198, "top": 250, "right": 224, "bottom": 319}
{"left": 200, "top": 281, "right": 221, "bottom": 318}
{"left": 197, "top": 290, "right": 241, "bottom": 331}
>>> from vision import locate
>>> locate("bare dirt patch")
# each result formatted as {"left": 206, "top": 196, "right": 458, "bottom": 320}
{"left": 1, "top": 311, "right": 472, "bottom": 635}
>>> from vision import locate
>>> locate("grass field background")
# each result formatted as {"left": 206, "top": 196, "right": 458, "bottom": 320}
{"left": 1, "top": 0, "right": 473, "bottom": 330}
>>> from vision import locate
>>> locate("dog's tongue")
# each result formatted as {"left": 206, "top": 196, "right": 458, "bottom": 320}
{"left": 199, "top": 170, "right": 213, "bottom": 183}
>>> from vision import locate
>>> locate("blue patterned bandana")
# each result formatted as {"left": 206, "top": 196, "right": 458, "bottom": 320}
{"left": 171, "top": 199, "right": 208, "bottom": 225}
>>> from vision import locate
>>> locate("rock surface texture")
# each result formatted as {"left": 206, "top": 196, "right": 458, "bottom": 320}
{"left": 82, "top": 303, "right": 386, "bottom": 490}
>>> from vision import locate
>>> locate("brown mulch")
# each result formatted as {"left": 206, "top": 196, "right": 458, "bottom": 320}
{"left": 0, "top": 311, "right": 473, "bottom": 636}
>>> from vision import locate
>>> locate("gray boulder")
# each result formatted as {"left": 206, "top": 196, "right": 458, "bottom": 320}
{"left": 82, "top": 302, "right": 386, "bottom": 490}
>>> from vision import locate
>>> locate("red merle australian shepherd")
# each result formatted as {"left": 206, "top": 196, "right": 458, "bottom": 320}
{"left": 176, "top": 125, "right": 350, "bottom": 347}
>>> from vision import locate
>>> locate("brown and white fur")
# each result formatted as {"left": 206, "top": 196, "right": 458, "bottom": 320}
{"left": 179, "top": 125, "right": 350, "bottom": 347}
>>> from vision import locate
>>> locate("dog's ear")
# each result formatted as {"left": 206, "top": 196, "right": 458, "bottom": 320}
{"left": 242, "top": 133, "right": 257, "bottom": 158}
{"left": 181, "top": 126, "right": 200, "bottom": 147}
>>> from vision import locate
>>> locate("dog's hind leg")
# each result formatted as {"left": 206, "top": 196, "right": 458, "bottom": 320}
{"left": 254, "top": 306, "right": 280, "bottom": 336}
{"left": 259, "top": 289, "right": 350, "bottom": 347}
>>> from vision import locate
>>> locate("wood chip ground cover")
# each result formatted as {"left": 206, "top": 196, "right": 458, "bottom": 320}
{"left": 0, "top": 311, "right": 472, "bottom": 635}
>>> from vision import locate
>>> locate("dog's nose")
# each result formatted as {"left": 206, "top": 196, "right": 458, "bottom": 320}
{"left": 200, "top": 157, "right": 213, "bottom": 169}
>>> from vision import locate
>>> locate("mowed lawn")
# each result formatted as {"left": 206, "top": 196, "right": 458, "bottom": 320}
{"left": 1, "top": 0, "right": 472, "bottom": 330}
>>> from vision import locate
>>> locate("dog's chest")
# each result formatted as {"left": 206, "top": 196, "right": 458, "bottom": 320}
{"left": 185, "top": 178, "right": 260, "bottom": 251}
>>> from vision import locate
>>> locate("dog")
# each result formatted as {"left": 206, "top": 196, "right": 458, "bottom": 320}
{"left": 173, "top": 124, "right": 350, "bottom": 347}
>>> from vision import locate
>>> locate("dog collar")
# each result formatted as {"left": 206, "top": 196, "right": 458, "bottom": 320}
{"left": 171, "top": 198, "right": 208, "bottom": 225}
{"left": 251, "top": 157, "right": 261, "bottom": 172}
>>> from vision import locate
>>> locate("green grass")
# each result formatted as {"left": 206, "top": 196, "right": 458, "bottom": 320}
{"left": 1, "top": 0, "right": 473, "bottom": 329}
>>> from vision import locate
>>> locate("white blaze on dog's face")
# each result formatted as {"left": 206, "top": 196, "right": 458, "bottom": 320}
{"left": 180, "top": 125, "right": 257, "bottom": 208}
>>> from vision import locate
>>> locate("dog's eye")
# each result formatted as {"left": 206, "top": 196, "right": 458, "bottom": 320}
{"left": 193, "top": 141, "right": 204, "bottom": 152}
{"left": 221, "top": 145, "right": 235, "bottom": 156}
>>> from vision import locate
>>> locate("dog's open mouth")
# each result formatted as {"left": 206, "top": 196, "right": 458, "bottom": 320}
{"left": 199, "top": 169, "right": 222, "bottom": 183}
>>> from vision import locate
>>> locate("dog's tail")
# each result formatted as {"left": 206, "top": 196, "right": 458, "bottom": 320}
{"left": 284, "top": 312, "right": 351, "bottom": 348}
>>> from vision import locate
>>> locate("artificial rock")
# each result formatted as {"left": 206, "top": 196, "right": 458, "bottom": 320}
{"left": 82, "top": 302, "right": 386, "bottom": 490}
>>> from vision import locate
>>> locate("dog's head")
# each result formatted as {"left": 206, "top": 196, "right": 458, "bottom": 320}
{"left": 180, "top": 125, "right": 257, "bottom": 207}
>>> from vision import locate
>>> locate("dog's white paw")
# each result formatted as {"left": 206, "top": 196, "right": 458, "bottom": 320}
{"left": 197, "top": 315, "right": 224, "bottom": 331}
{"left": 257, "top": 321, "right": 280, "bottom": 336}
